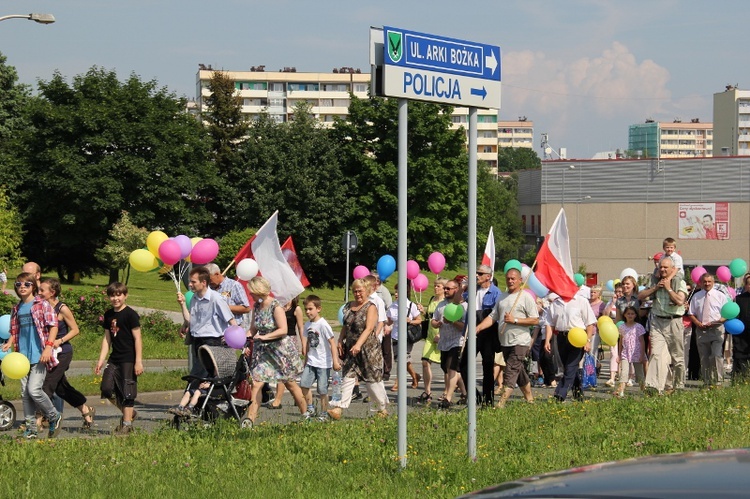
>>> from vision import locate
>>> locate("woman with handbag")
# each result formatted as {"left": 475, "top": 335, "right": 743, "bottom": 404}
{"left": 386, "top": 283, "right": 422, "bottom": 391}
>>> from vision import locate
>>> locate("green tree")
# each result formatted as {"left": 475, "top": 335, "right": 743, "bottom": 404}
{"left": 331, "top": 96, "right": 469, "bottom": 269}
{"left": 497, "top": 147, "right": 542, "bottom": 172}
{"left": 10, "top": 68, "right": 216, "bottom": 281}
{"left": 95, "top": 211, "right": 149, "bottom": 284}
{"left": 477, "top": 166, "right": 524, "bottom": 266}
{"left": 236, "top": 104, "right": 353, "bottom": 286}
{"left": 0, "top": 187, "right": 25, "bottom": 268}
{"left": 202, "top": 71, "right": 250, "bottom": 233}
{"left": 0, "top": 51, "right": 31, "bottom": 189}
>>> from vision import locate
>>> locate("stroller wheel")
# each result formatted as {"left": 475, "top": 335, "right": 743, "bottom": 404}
{"left": 240, "top": 418, "right": 253, "bottom": 430}
{"left": 0, "top": 401, "right": 16, "bottom": 431}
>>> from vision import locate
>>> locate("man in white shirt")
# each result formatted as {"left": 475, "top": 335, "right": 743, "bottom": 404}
{"left": 688, "top": 273, "right": 728, "bottom": 387}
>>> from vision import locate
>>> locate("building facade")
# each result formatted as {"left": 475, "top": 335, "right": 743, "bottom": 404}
{"left": 628, "top": 120, "right": 712, "bottom": 158}
{"left": 195, "top": 67, "right": 503, "bottom": 170}
{"left": 498, "top": 119, "right": 534, "bottom": 150}
{"left": 713, "top": 86, "right": 750, "bottom": 156}
{"left": 518, "top": 157, "right": 750, "bottom": 283}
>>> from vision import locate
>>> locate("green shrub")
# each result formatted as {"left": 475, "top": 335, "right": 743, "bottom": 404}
{"left": 140, "top": 310, "right": 180, "bottom": 341}
{"left": 0, "top": 292, "right": 16, "bottom": 315}
{"left": 61, "top": 286, "right": 110, "bottom": 329}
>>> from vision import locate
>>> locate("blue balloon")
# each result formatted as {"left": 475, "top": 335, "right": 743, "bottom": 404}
{"left": 0, "top": 315, "right": 10, "bottom": 340}
{"left": 725, "top": 318, "right": 745, "bottom": 336}
{"left": 528, "top": 272, "right": 549, "bottom": 297}
{"left": 606, "top": 280, "right": 614, "bottom": 292}
{"left": 377, "top": 255, "right": 396, "bottom": 281}
{"left": 0, "top": 349, "right": 8, "bottom": 360}
{"left": 338, "top": 304, "right": 346, "bottom": 325}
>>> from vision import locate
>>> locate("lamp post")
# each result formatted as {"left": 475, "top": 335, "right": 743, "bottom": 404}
{"left": 561, "top": 164, "right": 575, "bottom": 207}
{"left": 575, "top": 195, "right": 591, "bottom": 270}
{"left": 0, "top": 13, "right": 55, "bottom": 24}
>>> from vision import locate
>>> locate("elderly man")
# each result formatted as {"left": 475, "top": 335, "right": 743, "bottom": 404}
{"left": 638, "top": 257, "right": 688, "bottom": 394}
{"left": 22, "top": 262, "right": 42, "bottom": 288}
{"left": 460, "top": 264, "right": 502, "bottom": 407}
{"left": 544, "top": 293, "right": 596, "bottom": 402}
{"left": 688, "top": 273, "right": 728, "bottom": 387}
{"left": 205, "top": 263, "right": 251, "bottom": 326}
{"left": 477, "top": 268, "right": 539, "bottom": 407}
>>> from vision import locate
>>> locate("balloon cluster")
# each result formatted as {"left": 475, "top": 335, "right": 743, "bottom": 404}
{"left": 130, "top": 230, "right": 220, "bottom": 292}
{"left": 353, "top": 252, "right": 447, "bottom": 303}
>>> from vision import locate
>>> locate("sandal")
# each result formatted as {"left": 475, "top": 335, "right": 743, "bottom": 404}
{"left": 82, "top": 406, "right": 96, "bottom": 430}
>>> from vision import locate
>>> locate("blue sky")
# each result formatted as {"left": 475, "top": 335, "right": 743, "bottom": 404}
{"left": 1, "top": 0, "right": 747, "bottom": 159}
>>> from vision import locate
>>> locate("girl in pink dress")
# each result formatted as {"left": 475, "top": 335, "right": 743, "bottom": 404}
{"left": 616, "top": 306, "right": 647, "bottom": 397}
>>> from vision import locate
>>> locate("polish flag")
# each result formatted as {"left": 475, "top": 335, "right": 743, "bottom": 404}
{"left": 534, "top": 208, "right": 578, "bottom": 301}
{"left": 281, "top": 236, "right": 310, "bottom": 288}
{"left": 481, "top": 227, "right": 495, "bottom": 273}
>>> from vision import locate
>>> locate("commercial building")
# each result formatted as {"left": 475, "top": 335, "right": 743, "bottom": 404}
{"left": 518, "top": 157, "right": 750, "bottom": 283}
{"left": 628, "top": 120, "right": 712, "bottom": 159}
{"left": 713, "top": 85, "right": 750, "bottom": 156}
{"left": 195, "top": 67, "right": 502, "bottom": 171}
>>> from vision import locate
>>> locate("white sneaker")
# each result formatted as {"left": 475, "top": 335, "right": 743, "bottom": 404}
{"left": 626, "top": 379, "right": 634, "bottom": 387}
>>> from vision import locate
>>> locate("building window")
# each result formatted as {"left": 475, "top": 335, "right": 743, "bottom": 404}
{"left": 482, "top": 146, "right": 493, "bottom": 153}
{"left": 354, "top": 84, "right": 368, "bottom": 93}
{"left": 522, "top": 215, "right": 527, "bottom": 233}
{"left": 270, "top": 83, "right": 284, "bottom": 92}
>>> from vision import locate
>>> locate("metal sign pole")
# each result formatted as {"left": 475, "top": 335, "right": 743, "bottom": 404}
{"left": 467, "top": 107, "right": 478, "bottom": 460}
{"left": 397, "top": 98, "right": 408, "bottom": 469}
{"left": 345, "top": 231, "right": 351, "bottom": 303}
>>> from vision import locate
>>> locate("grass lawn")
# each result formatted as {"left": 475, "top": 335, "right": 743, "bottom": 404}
{"left": 1, "top": 383, "right": 749, "bottom": 497}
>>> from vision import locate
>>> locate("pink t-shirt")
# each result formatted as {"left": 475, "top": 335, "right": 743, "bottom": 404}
{"left": 619, "top": 322, "right": 646, "bottom": 363}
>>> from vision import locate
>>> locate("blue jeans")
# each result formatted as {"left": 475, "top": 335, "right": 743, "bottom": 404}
{"left": 21, "top": 362, "right": 58, "bottom": 424}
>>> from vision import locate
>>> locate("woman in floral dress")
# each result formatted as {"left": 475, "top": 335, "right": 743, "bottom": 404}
{"left": 244, "top": 276, "right": 307, "bottom": 424}
{"left": 327, "top": 278, "right": 388, "bottom": 420}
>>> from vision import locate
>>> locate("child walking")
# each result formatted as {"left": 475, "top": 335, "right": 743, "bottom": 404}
{"left": 300, "top": 295, "right": 340, "bottom": 421}
{"left": 95, "top": 282, "right": 143, "bottom": 435}
{"left": 615, "top": 306, "right": 647, "bottom": 398}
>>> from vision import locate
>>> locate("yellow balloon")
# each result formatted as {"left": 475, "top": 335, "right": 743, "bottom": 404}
{"left": 597, "top": 315, "right": 614, "bottom": 328}
{"left": 599, "top": 321, "right": 620, "bottom": 347}
{"left": 613, "top": 279, "right": 621, "bottom": 285}
{"left": 568, "top": 327, "right": 588, "bottom": 348}
{"left": 146, "top": 231, "right": 169, "bottom": 258}
{"left": 1, "top": 352, "right": 30, "bottom": 380}
{"left": 185, "top": 237, "right": 203, "bottom": 263}
{"left": 129, "top": 249, "right": 160, "bottom": 272}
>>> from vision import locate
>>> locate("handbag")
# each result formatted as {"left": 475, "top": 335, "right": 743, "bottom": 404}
{"left": 234, "top": 379, "right": 252, "bottom": 401}
{"left": 406, "top": 303, "right": 423, "bottom": 344}
{"left": 581, "top": 352, "right": 597, "bottom": 390}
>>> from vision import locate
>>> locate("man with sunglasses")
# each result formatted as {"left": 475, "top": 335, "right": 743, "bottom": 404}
{"left": 460, "top": 264, "right": 501, "bottom": 407}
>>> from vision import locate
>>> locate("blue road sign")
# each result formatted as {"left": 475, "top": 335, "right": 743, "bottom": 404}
{"left": 382, "top": 26, "right": 501, "bottom": 108}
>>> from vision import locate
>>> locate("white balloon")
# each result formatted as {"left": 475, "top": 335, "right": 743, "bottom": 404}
{"left": 620, "top": 267, "right": 638, "bottom": 281}
{"left": 236, "top": 258, "right": 259, "bottom": 281}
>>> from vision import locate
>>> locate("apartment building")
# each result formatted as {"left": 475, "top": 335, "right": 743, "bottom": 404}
{"left": 195, "top": 66, "right": 501, "bottom": 170}
{"left": 628, "top": 119, "right": 712, "bottom": 158}
{"left": 713, "top": 85, "right": 750, "bottom": 156}
{"left": 498, "top": 119, "right": 534, "bottom": 150}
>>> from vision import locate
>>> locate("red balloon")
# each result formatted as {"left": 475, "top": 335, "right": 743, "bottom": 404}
{"left": 158, "top": 239, "right": 182, "bottom": 266}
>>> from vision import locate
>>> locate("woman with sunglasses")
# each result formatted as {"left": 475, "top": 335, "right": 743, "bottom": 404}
{"left": 1, "top": 273, "right": 62, "bottom": 439}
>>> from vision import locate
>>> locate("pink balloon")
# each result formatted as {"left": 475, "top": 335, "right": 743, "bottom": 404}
{"left": 406, "top": 260, "right": 420, "bottom": 280}
{"left": 412, "top": 273, "right": 429, "bottom": 292}
{"left": 690, "top": 266, "right": 707, "bottom": 284}
{"left": 158, "top": 239, "right": 182, "bottom": 266}
{"left": 727, "top": 287, "right": 737, "bottom": 299}
{"left": 173, "top": 235, "right": 193, "bottom": 260}
{"left": 716, "top": 265, "right": 732, "bottom": 283}
{"left": 427, "top": 252, "right": 446, "bottom": 275}
{"left": 191, "top": 238, "right": 219, "bottom": 265}
{"left": 352, "top": 265, "right": 370, "bottom": 280}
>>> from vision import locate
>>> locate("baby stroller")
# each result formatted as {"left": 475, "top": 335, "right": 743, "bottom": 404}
{"left": 171, "top": 345, "right": 253, "bottom": 429}
{"left": 0, "top": 368, "right": 17, "bottom": 431}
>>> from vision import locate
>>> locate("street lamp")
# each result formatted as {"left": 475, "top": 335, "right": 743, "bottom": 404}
{"left": 0, "top": 13, "right": 55, "bottom": 24}
{"left": 561, "top": 164, "right": 575, "bottom": 207}
{"left": 575, "top": 195, "right": 591, "bottom": 270}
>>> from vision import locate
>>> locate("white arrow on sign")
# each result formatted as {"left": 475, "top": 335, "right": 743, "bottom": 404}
{"left": 485, "top": 50, "right": 498, "bottom": 76}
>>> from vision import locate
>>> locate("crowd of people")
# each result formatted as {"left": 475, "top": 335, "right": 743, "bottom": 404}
{"left": 4, "top": 235, "right": 750, "bottom": 436}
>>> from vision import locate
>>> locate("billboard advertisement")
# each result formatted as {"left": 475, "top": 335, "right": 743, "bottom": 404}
{"left": 678, "top": 202, "right": 729, "bottom": 240}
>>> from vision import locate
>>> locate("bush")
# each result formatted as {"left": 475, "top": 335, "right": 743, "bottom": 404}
{"left": 0, "top": 292, "right": 17, "bottom": 316}
{"left": 62, "top": 286, "right": 110, "bottom": 329}
{"left": 140, "top": 310, "right": 180, "bottom": 342}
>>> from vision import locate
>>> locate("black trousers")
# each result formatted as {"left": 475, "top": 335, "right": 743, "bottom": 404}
{"left": 554, "top": 332, "right": 583, "bottom": 401}
{"left": 460, "top": 329, "right": 497, "bottom": 405}
{"left": 42, "top": 350, "right": 87, "bottom": 408}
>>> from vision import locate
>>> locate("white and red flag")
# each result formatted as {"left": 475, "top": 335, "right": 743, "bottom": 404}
{"left": 534, "top": 208, "right": 578, "bottom": 301}
{"left": 481, "top": 226, "right": 495, "bottom": 273}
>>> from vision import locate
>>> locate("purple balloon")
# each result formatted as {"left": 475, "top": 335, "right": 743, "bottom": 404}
{"left": 224, "top": 325, "right": 247, "bottom": 349}
{"left": 174, "top": 235, "right": 193, "bottom": 260}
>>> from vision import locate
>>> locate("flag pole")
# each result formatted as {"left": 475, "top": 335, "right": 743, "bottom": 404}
{"left": 222, "top": 259, "right": 236, "bottom": 276}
